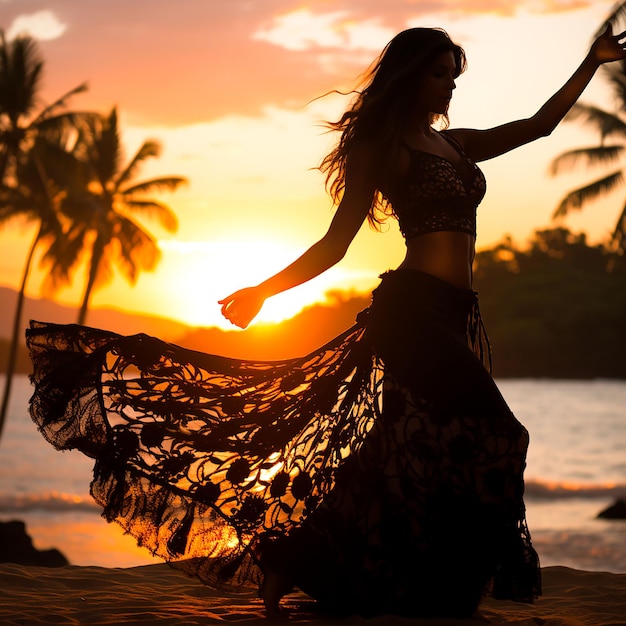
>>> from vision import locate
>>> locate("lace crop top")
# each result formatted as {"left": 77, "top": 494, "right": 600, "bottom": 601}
{"left": 388, "top": 132, "right": 486, "bottom": 240}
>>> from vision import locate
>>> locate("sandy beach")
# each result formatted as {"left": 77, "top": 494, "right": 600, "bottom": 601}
{"left": 0, "top": 563, "right": 625, "bottom": 626}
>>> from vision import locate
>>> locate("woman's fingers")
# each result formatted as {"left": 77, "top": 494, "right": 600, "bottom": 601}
{"left": 218, "top": 287, "right": 264, "bottom": 328}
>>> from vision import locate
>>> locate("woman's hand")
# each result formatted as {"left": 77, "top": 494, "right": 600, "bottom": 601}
{"left": 218, "top": 286, "right": 266, "bottom": 329}
{"left": 590, "top": 24, "right": 626, "bottom": 65}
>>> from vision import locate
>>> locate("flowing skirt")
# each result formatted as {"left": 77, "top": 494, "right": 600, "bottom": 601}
{"left": 26, "top": 269, "right": 540, "bottom": 617}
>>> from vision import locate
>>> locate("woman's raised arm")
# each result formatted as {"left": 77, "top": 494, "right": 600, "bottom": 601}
{"left": 449, "top": 25, "right": 626, "bottom": 163}
{"left": 218, "top": 143, "right": 377, "bottom": 328}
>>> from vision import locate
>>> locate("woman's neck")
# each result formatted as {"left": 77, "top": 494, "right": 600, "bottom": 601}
{"left": 404, "top": 115, "right": 435, "bottom": 139}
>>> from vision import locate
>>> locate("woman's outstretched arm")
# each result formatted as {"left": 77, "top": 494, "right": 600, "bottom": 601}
{"left": 450, "top": 25, "right": 626, "bottom": 162}
{"left": 218, "top": 143, "right": 377, "bottom": 328}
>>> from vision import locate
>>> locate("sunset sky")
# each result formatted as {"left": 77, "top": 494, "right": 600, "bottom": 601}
{"left": 1, "top": 0, "right": 625, "bottom": 329}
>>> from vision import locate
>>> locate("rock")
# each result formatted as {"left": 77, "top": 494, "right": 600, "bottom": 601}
{"left": 0, "top": 519, "right": 69, "bottom": 566}
{"left": 597, "top": 499, "right": 626, "bottom": 520}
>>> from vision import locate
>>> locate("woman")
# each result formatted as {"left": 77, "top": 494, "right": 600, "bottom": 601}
{"left": 218, "top": 24, "right": 626, "bottom": 615}
{"left": 27, "top": 25, "right": 626, "bottom": 620}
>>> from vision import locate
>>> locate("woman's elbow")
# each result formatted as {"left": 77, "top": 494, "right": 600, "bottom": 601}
{"left": 539, "top": 122, "right": 558, "bottom": 138}
{"left": 530, "top": 113, "right": 560, "bottom": 138}
{"left": 326, "top": 242, "right": 350, "bottom": 267}
{"left": 317, "top": 235, "right": 350, "bottom": 267}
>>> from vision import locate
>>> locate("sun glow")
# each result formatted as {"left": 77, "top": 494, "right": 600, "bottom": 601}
{"left": 154, "top": 239, "right": 376, "bottom": 329}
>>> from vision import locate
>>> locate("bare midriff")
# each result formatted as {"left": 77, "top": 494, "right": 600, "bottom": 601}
{"left": 398, "top": 231, "right": 475, "bottom": 290}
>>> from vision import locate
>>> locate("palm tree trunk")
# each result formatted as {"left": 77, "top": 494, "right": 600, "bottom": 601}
{"left": 0, "top": 226, "right": 41, "bottom": 441}
{"left": 77, "top": 279, "right": 94, "bottom": 326}
{"left": 77, "top": 240, "right": 103, "bottom": 326}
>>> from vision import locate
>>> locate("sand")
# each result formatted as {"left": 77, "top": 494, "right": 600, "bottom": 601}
{"left": 1, "top": 563, "right": 625, "bottom": 625}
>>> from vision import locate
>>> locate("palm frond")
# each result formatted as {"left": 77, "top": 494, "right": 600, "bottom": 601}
{"left": 0, "top": 184, "right": 35, "bottom": 221}
{"left": 27, "top": 131, "right": 85, "bottom": 188}
{"left": 91, "top": 240, "right": 116, "bottom": 291}
{"left": 108, "top": 216, "right": 160, "bottom": 284}
{"left": 121, "top": 198, "right": 178, "bottom": 232}
{"left": 123, "top": 227, "right": 160, "bottom": 282}
{"left": 93, "top": 109, "right": 123, "bottom": 187}
{"left": 60, "top": 191, "right": 101, "bottom": 223}
{"left": 122, "top": 176, "right": 187, "bottom": 195}
{"left": 30, "top": 83, "right": 89, "bottom": 125}
{"left": 1, "top": 147, "right": 66, "bottom": 224}
{"left": 35, "top": 110, "right": 99, "bottom": 140}
{"left": 596, "top": 4, "right": 626, "bottom": 36}
{"left": 39, "top": 228, "right": 86, "bottom": 294}
{"left": 0, "top": 32, "right": 43, "bottom": 123}
{"left": 552, "top": 170, "right": 624, "bottom": 218}
{"left": 548, "top": 145, "right": 624, "bottom": 176}
{"left": 563, "top": 103, "right": 626, "bottom": 140}
{"left": 600, "top": 61, "right": 626, "bottom": 109}
{"left": 0, "top": 180, "right": 26, "bottom": 201}
{"left": 114, "top": 140, "right": 161, "bottom": 190}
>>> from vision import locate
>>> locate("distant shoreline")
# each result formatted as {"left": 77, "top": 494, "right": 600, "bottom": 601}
{"left": 3, "top": 342, "right": 626, "bottom": 379}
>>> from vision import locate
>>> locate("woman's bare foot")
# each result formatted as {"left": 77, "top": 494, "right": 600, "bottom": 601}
{"left": 261, "top": 570, "right": 292, "bottom": 616}
{"left": 472, "top": 609, "right": 491, "bottom": 622}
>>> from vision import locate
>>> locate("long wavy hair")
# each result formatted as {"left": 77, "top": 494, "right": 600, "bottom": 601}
{"left": 319, "top": 28, "right": 466, "bottom": 228}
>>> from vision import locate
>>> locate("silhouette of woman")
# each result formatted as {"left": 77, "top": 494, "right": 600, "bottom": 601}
{"left": 27, "top": 24, "right": 626, "bottom": 620}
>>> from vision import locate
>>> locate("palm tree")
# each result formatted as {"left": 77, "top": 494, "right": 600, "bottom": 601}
{"left": 549, "top": 5, "right": 626, "bottom": 252}
{"left": 0, "top": 30, "right": 89, "bottom": 439}
{"left": 57, "top": 108, "right": 186, "bottom": 325}
{"left": 0, "top": 30, "right": 88, "bottom": 180}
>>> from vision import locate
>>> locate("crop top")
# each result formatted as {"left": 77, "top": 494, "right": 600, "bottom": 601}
{"left": 388, "top": 132, "right": 486, "bottom": 240}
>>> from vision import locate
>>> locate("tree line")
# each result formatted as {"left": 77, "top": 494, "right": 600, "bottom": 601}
{"left": 2, "top": 226, "right": 623, "bottom": 379}
{"left": 473, "top": 228, "right": 626, "bottom": 378}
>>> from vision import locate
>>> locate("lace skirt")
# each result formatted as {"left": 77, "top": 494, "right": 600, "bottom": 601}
{"left": 26, "top": 268, "right": 540, "bottom": 617}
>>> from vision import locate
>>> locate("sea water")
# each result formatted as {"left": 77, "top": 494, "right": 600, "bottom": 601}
{"left": 500, "top": 379, "right": 626, "bottom": 574}
{"left": 1, "top": 375, "right": 625, "bottom": 571}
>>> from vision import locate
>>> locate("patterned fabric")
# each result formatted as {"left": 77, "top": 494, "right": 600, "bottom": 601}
{"left": 26, "top": 314, "right": 382, "bottom": 590}
{"left": 255, "top": 270, "right": 540, "bottom": 617}
{"left": 26, "top": 269, "right": 541, "bottom": 618}
{"left": 389, "top": 132, "right": 486, "bottom": 240}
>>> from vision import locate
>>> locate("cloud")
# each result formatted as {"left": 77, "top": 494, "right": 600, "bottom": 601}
{"left": 252, "top": 8, "right": 394, "bottom": 52}
{"left": 6, "top": 10, "right": 67, "bottom": 41}
{"left": 425, "top": 0, "right": 596, "bottom": 17}
{"left": 318, "top": 0, "right": 600, "bottom": 19}
{"left": 532, "top": 0, "right": 593, "bottom": 13}
{"left": 253, "top": 9, "right": 350, "bottom": 51}
{"left": 0, "top": 0, "right": 610, "bottom": 127}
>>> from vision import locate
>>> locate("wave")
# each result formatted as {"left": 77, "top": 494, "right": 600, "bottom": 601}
{"left": 0, "top": 492, "right": 100, "bottom": 513}
{"left": 2, "top": 478, "right": 625, "bottom": 513}
{"left": 525, "top": 479, "right": 626, "bottom": 500}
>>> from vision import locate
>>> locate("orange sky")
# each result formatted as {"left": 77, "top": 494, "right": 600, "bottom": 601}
{"left": 0, "top": 0, "right": 623, "bottom": 329}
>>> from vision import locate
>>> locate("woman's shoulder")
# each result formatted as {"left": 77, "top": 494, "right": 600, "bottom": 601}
{"left": 347, "top": 139, "right": 380, "bottom": 171}
{"left": 350, "top": 137, "right": 377, "bottom": 153}
{"left": 439, "top": 128, "right": 467, "bottom": 150}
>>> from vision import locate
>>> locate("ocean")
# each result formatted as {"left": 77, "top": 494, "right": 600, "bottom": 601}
{"left": 1, "top": 374, "right": 625, "bottom": 572}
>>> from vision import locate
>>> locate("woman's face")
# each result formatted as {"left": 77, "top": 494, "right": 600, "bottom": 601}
{"left": 412, "top": 50, "right": 457, "bottom": 115}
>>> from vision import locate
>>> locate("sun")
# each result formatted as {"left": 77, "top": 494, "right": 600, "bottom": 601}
{"left": 155, "top": 239, "right": 347, "bottom": 329}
